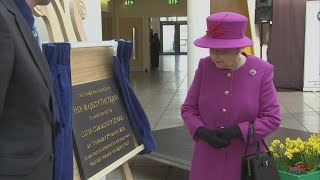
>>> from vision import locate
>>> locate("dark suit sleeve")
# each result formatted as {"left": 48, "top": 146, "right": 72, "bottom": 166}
{"left": 0, "top": 12, "right": 14, "bottom": 115}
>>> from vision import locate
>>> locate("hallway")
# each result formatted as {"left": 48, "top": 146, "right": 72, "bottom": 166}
{"left": 105, "top": 55, "right": 319, "bottom": 180}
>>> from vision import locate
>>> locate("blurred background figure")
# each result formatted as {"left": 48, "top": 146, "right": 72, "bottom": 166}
{"left": 151, "top": 33, "right": 161, "bottom": 70}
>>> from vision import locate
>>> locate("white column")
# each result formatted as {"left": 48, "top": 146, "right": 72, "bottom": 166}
{"left": 142, "top": 16, "right": 151, "bottom": 72}
{"left": 187, "top": 0, "right": 211, "bottom": 87}
{"left": 112, "top": 0, "right": 120, "bottom": 38}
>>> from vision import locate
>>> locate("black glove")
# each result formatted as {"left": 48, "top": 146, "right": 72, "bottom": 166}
{"left": 215, "top": 125, "right": 242, "bottom": 141}
{"left": 196, "top": 127, "right": 230, "bottom": 149}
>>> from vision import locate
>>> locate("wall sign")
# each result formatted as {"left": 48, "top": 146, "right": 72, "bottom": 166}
{"left": 303, "top": 1, "right": 320, "bottom": 91}
{"left": 72, "top": 78, "right": 136, "bottom": 179}
{"left": 169, "top": 0, "right": 179, "bottom": 5}
{"left": 125, "top": 0, "right": 135, "bottom": 6}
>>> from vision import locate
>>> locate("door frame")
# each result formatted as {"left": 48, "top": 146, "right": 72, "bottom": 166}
{"left": 160, "top": 21, "right": 187, "bottom": 55}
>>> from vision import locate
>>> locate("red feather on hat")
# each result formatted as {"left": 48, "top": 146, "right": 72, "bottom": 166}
{"left": 206, "top": 14, "right": 233, "bottom": 37}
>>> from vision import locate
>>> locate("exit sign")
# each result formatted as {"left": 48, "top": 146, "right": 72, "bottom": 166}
{"left": 169, "top": 0, "right": 179, "bottom": 5}
{"left": 125, "top": 0, "right": 135, "bottom": 6}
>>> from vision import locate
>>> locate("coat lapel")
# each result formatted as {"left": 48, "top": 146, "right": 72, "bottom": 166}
{"left": 1, "top": 0, "right": 54, "bottom": 93}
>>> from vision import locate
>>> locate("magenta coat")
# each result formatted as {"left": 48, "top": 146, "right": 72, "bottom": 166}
{"left": 181, "top": 55, "right": 281, "bottom": 180}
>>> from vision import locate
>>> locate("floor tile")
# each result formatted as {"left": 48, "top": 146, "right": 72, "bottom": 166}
{"left": 130, "top": 167, "right": 169, "bottom": 179}
{"left": 157, "top": 89, "right": 178, "bottom": 95}
{"left": 293, "top": 92, "right": 320, "bottom": 99}
{"left": 132, "top": 156, "right": 170, "bottom": 167}
{"left": 173, "top": 90, "right": 188, "bottom": 98}
{"left": 166, "top": 100, "right": 183, "bottom": 112}
{"left": 279, "top": 114, "right": 307, "bottom": 131}
{"left": 292, "top": 112, "right": 320, "bottom": 123}
{"left": 166, "top": 166, "right": 189, "bottom": 180}
{"left": 277, "top": 92, "right": 298, "bottom": 101}
{"left": 283, "top": 104, "right": 314, "bottom": 113}
{"left": 280, "top": 105, "right": 289, "bottom": 114}
{"left": 103, "top": 168, "right": 122, "bottom": 179}
{"left": 161, "top": 83, "right": 183, "bottom": 90}
{"left": 161, "top": 111, "right": 182, "bottom": 121}
{"left": 146, "top": 111, "right": 164, "bottom": 123}
{"left": 144, "top": 105, "right": 168, "bottom": 113}
{"left": 154, "top": 121, "right": 184, "bottom": 130}
{"left": 145, "top": 101, "right": 170, "bottom": 110}
{"left": 137, "top": 94, "right": 155, "bottom": 108}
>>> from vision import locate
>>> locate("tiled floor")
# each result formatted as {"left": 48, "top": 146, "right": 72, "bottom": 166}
{"left": 103, "top": 55, "right": 319, "bottom": 180}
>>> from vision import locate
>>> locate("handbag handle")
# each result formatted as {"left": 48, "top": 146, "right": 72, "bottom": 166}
{"left": 244, "top": 122, "right": 270, "bottom": 156}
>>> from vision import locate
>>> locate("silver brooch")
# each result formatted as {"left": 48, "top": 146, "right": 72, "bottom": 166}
{"left": 249, "top": 69, "right": 256, "bottom": 76}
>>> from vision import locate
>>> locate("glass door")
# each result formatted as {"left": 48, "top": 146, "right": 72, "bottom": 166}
{"left": 160, "top": 22, "right": 187, "bottom": 55}
{"left": 162, "top": 24, "right": 175, "bottom": 53}
{"left": 179, "top": 24, "right": 188, "bottom": 54}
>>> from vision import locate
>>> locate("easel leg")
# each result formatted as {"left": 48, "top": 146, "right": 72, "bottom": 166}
{"left": 120, "top": 162, "right": 133, "bottom": 180}
{"left": 260, "top": 23, "right": 263, "bottom": 58}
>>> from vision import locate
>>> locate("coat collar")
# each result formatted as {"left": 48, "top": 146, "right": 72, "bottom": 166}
{"left": 13, "top": 0, "right": 34, "bottom": 29}
{"left": 1, "top": 0, "right": 56, "bottom": 141}
{"left": 1, "top": 0, "right": 53, "bottom": 93}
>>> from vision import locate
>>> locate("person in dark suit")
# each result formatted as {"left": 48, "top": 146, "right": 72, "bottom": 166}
{"left": 0, "top": 0, "right": 55, "bottom": 179}
{"left": 151, "top": 33, "right": 161, "bottom": 70}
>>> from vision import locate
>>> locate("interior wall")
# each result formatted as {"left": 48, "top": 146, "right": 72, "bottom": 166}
{"left": 118, "top": 0, "right": 187, "bottom": 17}
{"left": 101, "top": 0, "right": 111, "bottom": 12}
{"left": 151, "top": 17, "right": 161, "bottom": 34}
{"left": 267, "top": 0, "right": 307, "bottom": 90}
{"left": 101, "top": 12, "right": 113, "bottom": 40}
{"left": 142, "top": 17, "right": 151, "bottom": 72}
{"left": 118, "top": 17, "right": 144, "bottom": 71}
{"left": 151, "top": 17, "right": 161, "bottom": 39}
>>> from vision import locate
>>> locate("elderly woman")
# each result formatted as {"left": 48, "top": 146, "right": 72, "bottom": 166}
{"left": 181, "top": 12, "right": 281, "bottom": 180}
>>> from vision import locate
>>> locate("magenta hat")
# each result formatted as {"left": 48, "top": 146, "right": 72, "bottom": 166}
{"left": 194, "top": 12, "right": 253, "bottom": 49}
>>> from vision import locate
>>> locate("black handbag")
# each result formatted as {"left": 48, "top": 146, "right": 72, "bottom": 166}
{"left": 241, "top": 122, "right": 280, "bottom": 180}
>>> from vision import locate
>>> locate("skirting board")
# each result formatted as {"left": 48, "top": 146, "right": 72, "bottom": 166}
{"left": 303, "top": 87, "right": 320, "bottom": 92}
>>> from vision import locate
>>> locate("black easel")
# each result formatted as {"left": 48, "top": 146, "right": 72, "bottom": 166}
{"left": 259, "top": 23, "right": 271, "bottom": 58}
{"left": 259, "top": 23, "right": 263, "bottom": 58}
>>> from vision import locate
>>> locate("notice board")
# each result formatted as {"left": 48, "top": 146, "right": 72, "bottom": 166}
{"left": 303, "top": 1, "right": 320, "bottom": 92}
{"left": 70, "top": 42, "right": 144, "bottom": 180}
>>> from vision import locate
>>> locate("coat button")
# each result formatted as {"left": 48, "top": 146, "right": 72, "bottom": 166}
{"left": 221, "top": 108, "right": 227, "bottom": 112}
{"left": 226, "top": 73, "right": 232, "bottom": 78}
{"left": 224, "top": 91, "right": 229, "bottom": 96}
{"left": 49, "top": 154, "right": 55, "bottom": 161}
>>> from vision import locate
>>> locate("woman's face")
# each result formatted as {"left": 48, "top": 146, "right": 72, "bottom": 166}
{"left": 209, "top": 48, "right": 241, "bottom": 69}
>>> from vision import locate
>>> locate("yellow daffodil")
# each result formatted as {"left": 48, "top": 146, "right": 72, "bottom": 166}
{"left": 284, "top": 151, "right": 293, "bottom": 160}
{"left": 270, "top": 133, "right": 320, "bottom": 173}
{"left": 272, "top": 139, "right": 281, "bottom": 147}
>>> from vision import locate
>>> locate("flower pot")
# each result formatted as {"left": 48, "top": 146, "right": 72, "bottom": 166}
{"left": 279, "top": 171, "right": 320, "bottom": 180}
